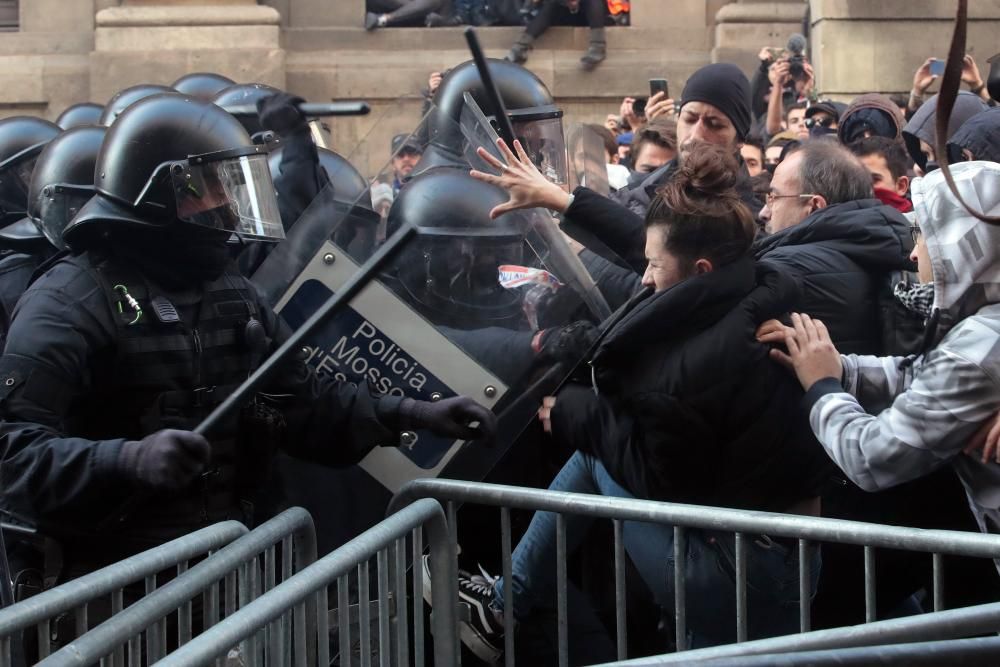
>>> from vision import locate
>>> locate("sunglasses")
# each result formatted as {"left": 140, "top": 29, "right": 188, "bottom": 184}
{"left": 804, "top": 116, "right": 836, "bottom": 129}
{"left": 910, "top": 224, "right": 922, "bottom": 245}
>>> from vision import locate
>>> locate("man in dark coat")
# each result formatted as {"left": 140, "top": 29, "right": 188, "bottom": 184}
{"left": 756, "top": 140, "right": 914, "bottom": 354}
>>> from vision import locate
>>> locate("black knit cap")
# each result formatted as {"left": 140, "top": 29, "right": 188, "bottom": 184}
{"left": 679, "top": 63, "right": 752, "bottom": 140}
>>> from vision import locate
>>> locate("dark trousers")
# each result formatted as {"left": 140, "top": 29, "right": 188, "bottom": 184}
{"left": 526, "top": 0, "right": 605, "bottom": 38}
{"left": 367, "top": 0, "right": 443, "bottom": 25}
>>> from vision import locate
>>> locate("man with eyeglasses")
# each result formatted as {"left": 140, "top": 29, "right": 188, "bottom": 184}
{"left": 755, "top": 140, "right": 912, "bottom": 352}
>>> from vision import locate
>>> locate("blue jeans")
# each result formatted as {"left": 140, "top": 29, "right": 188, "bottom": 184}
{"left": 494, "top": 451, "right": 821, "bottom": 648}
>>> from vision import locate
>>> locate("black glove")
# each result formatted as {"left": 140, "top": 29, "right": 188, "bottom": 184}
{"left": 256, "top": 92, "right": 307, "bottom": 136}
{"left": 536, "top": 320, "right": 598, "bottom": 366}
{"left": 401, "top": 396, "right": 498, "bottom": 443}
{"left": 117, "top": 429, "right": 211, "bottom": 492}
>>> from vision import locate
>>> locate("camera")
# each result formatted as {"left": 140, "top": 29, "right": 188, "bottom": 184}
{"left": 788, "top": 55, "right": 807, "bottom": 81}
{"left": 786, "top": 33, "right": 808, "bottom": 81}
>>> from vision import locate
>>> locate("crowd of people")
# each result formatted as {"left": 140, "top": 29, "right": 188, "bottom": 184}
{"left": 2, "top": 22, "right": 1000, "bottom": 665}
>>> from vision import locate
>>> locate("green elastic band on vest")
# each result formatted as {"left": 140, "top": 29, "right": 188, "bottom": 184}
{"left": 113, "top": 284, "right": 143, "bottom": 326}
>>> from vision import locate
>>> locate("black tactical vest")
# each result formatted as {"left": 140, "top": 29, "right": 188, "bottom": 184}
{"left": 67, "top": 252, "right": 277, "bottom": 544}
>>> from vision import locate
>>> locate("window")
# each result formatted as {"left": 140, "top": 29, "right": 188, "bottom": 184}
{"left": 0, "top": 0, "right": 16, "bottom": 31}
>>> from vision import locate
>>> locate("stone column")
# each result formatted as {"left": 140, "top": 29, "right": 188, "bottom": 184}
{"left": 90, "top": 0, "right": 285, "bottom": 104}
{"left": 809, "top": 0, "right": 1000, "bottom": 99}
{"left": 712, "top": 0, "right": 807, "bottom": 73}
{"left": 0, "top": 0, "right": 95, "bottom": 118}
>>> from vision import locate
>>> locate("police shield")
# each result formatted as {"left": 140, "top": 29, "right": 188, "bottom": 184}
{"left": 252, "top": 102, "right": 612, "bottom": 547}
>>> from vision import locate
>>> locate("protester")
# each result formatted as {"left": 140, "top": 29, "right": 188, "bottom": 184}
{"left": 761, "top": 160, "right": 1000, "bottom": 564}
{"left": 741, "top": 136, "right": 765, "bottom": 177}
{"left": 784, "top": 101, "right": 808, "bottom": 140}
{"left": 506, "top": 0, "right": 608, "bottom": 71}
{"left": 627, "top": 118, "right": 676, "bottom": 177}
{"left": 756, "top": 141, "right": 912, "bottom": 353}
{"left": 837, "top": 93, "right": 904, "bottom": 145}
{"left": 765, "top": 130, "right": 799, "bottom": 171}
{"left": 427, "top": 142, "right": 830, "bottom": 658}
{"left": 765, "top": 57, "right": 815, "bottom": 136}
{"left": 390, "top": 133, "right": 423, "bottom": 195}
{"left": 903, "top": 91, "right": 989, "bottom": 174}
{"left": 908, "top": 54, "right": 991, "bottom": 116}
{"left": 849, "top": 136, "right": 912, "bottom": 213}
{"left": 803, "top": 100, "right": 844, "bottom": 141}
{"left": 947, "top": 107, "right": 1000, "bottom": 163}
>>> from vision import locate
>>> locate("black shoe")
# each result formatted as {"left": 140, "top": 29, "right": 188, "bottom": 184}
{"left": 365, "top": 12, "right": 380, "bottom": 30}
{"left": 580, "top": 42, "right": 606, "bottom": 71}
{"left": 422, "top": 555, "right": 504, "bottom": 664}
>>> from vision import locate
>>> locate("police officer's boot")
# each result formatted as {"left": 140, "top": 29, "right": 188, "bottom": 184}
{"left": 580, "top": 28, "right": 607, "bottom": 71}
{"left": 506, "top": 33, "right": 535, "bottom": 65}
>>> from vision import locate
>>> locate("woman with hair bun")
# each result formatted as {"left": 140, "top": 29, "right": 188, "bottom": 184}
{"left": 425, "top": 140, "right": 834, "bottom": 656}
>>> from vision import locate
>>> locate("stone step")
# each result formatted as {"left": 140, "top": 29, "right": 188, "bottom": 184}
{"left": 286, "top": 46, "right": 712, "bottom": 102}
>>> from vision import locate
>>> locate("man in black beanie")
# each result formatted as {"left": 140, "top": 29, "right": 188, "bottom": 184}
{"left": 613, "top": 63, "right": 757, "bottom": 218}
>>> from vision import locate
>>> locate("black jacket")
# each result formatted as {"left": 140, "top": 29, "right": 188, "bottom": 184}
{"left": 0, "top": 251, "right": 404, "bottom": 551}
{"left": 751, "top": 199, "right": 913, "bottom": 354}
{"left": 550, "top": 258, "right": 831, "bottom": 511}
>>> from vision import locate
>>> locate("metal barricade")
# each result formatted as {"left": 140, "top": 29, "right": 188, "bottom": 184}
{"left": 0, "top": 519, "right": 248, "bottom": 665}
{"left": 37, "top": 506, "right": 318, "bottom": 666}
{"left": 390, "top": 478, "right": 1000, "bottom": 667}
{"left": 604, "top": 603, "right": 1000, "bottom": 665}
{"left": 156, "top": 498, "right": 459, "bottom": 667}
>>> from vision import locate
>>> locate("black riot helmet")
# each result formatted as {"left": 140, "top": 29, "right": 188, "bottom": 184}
{"left": 171, "top": 72, "right": 236, "bottom": 102}
{"left": 0, "top": 116, "right": 62, "bottom": 227}
{"left": 386, "top": 168, "right": 528, "bottom": 329}
{"left": 211, "top": 83, "right": 282, "bottom": 140}
{"left": 27, "top": 124, "right": 106, "bottom": 250}
{"left": 266, "top": 144, "right": 369, "bottom": 203}
{"left": 99, "top": 83, "right": 174, "bottom": 126}
{"left": 56, "top": 103, "right": 105, "bottom": 130}
{"left": 420, "top": 59, "right": 561, "bottom": 176}
{"left": 64, "top": 93, "right": 284, "bottom": 248}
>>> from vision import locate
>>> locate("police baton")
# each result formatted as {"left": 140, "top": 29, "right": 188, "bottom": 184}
{"left": 194, "top": 224, "right": 417, "bottom": 437}
{"left": 464, "top": 28, "right": 517, "bottom": 147}
{"left": 220, "top": 101, "right": 371, "bottom": 118}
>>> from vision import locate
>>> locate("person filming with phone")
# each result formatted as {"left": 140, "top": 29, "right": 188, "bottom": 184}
{"left": 908, "top": 54, "right": 991, "bottom": 117}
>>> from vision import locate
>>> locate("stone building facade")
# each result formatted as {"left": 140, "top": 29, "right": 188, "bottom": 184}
{"left": 1, "top": 0, "right": 998, "bottom": 176}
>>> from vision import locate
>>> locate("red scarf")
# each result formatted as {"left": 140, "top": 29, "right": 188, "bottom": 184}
{"left": 874, "top": 187, "right": 913, "bottom": 213}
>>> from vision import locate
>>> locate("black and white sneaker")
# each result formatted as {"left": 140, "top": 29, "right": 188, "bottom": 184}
{"left": 421, "top": 555, "right": 504, "bottom": 664}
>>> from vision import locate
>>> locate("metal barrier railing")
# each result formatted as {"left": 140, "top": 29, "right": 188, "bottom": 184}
{"left": 0, "top": 519, "right": 248, "bottom": 665}
{"left": 37, "top": 507, "right": 317, "bottom": 666}
{"left": 603, "top": 603, "right": 1000, "bottom": 665}
{"left": 156, "top": 498, "right": 459, "bottom": 667}
{"left": 390, "top": 478, "right": 1000, "bottom": 667}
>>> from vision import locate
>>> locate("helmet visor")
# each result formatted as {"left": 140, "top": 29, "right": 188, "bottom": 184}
{"left": 171, "top": 152, "right": 284, "bottom": 241}
{"left": 0, "top": 153, "right": 39, "bottom": 218}
{"left": 34, "top": 183, "right": 95, "bottom": 250}
{"left": 511, "top": 111, "right": 568, "bottom": 190}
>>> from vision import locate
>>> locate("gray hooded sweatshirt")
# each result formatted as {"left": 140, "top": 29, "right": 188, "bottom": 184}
{"left": 803, "top": 161, "right": 1000, "bottom": 548}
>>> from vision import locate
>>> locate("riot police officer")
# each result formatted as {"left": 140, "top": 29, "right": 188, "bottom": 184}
{"left": 171, "top": 72, "right": 236, "bottom": 102}
{"left": 99, "top": 83, "right": 174, "bottom": 126}
{"left": 0, "top": 115, "right": 62, "bottom": 333}
{"left": 0, "top": 93, "right": 494, "bottom": 587}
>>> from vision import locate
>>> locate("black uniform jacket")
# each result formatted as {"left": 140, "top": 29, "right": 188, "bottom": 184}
{"left": 0, "top": 252, "right": 403, "bottom": 540}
